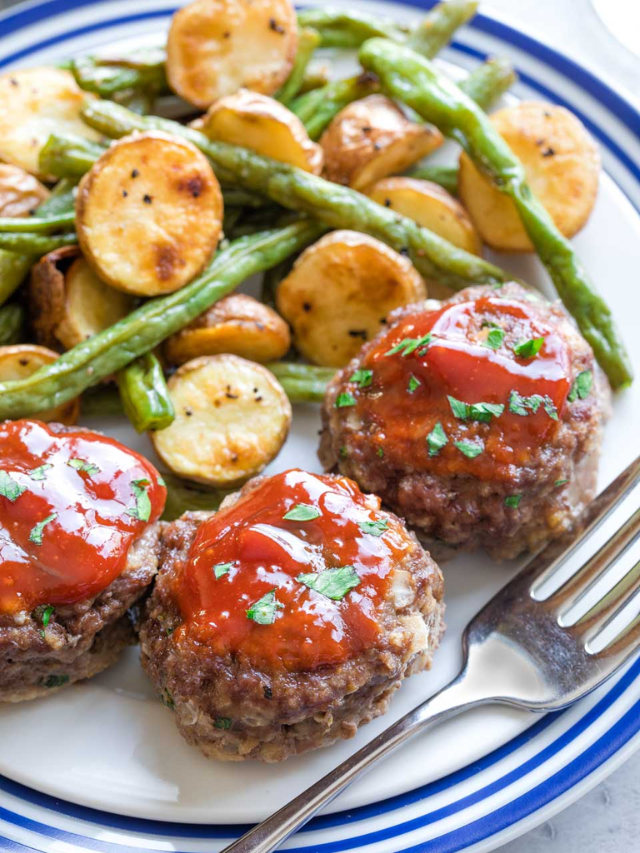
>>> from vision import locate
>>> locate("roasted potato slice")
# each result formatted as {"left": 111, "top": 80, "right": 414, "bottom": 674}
{"left": 166, "top": 0, "right": 298, "bottom": 109}
{"left": 29, "top": 248, "right": 135, "bottom": 351}
{"left": 165, "top": 293, "right": 291, "bottom": 365}
{"left": 151, "top": 354, "right": 291, "bottom": 487}
{"left": 0, "top": 164, "right": 49, "bottom": 217}
{"left": 76, "top": 131, "right": 223, "bottom": 297}
{"left": 276, "top": 230, "right": 427, "bottom": 367}
{"left": 0, "top": 345, "right": 79, "bottom": 424}
{"left": 0, "top": 68, "right": 101, "bottom": 180}
{"left": 367, "top": 177, "right": 482, "bottom": 256}
{"left": 458, "top": 102, "right": 600, "bottom": 252}
{"left": 320, "top": 95, "right": 443, "bottom": 190}
{"left": 196, "top": 89, "right": 323, "bottom": 174}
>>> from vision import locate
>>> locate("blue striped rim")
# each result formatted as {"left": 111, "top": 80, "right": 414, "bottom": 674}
{"left": 0, "top": 1, "right": 639, "bottom": 851}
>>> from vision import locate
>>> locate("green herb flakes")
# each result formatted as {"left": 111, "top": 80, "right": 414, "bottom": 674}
{"left": 214, "top": 717, "right": 232, "bottom": 730}
{"left": 504, "top": 495, "right": 522, "bottom": 508}
{"left": 408, "top": 374, "right": 421, "bottom": 393}
{"left": 67, "top": 458, "right": 100, "bottom": 476}
{"left": 29, "top": 464, "right": 53, "bottom": 481}
{"left": 454, "top": 440, "right": 484, "bottom": 459}
{"left": 283, "top": 503, "right": 321, "bottom": 522}
{"left": 448, "top": 396, "right": 504, "bottom": 423}
{"left": 385, "top": 333, "right": 432, "bottom": 357}
{"left": 213, "top": 562, "right": 233, "bottom": 579}
{"left": 29, "top": 513, "right": 57, "bottom": 546}
{"left": 555, "top": 479, "right": 569, "bottom": 487}
{"left": 514, "top": 337, "right": 544, "bottom": 358}
{"left": 350, "top": 368, "right": 373, "bottom": 388}
{"left": 41, "top": 605, "right": 55, "bottom": 628}
{"left": 157, "top": 475, "right": 166, "bottom": 488}
{"left": 127, "top": 478, "right": 152, "bottom": 521}
{"left": 43, "top": 674, "right": 69, "bottom": 689}
{"left": 568, "top": 370, "right": 593, "bottom": 402}
{"left": 335, "top": 392, "right": 356, "bottom": 408}
{"left": 0, "top": 470, "right": 26, "bottom": 502}
{"left": 509, "top": 390, "right": 558, "bottom": 420}
{"left": 484, "top": 327, "right": 505, "bottom": 350}
{"left": 427, "top": 422, "right": 448, "bottom": 457}
{"left": 297, "top": 566, "right": 360, "bottom": 600}
{"left": 246, "top": 590, "right": 283, "bottom": 625}
{"left": 339, "top": 446, "right": 348, "bottom": 459}
{"left": 376, "top": 446, "right": 385, "bottom": 458}
{"left": 358, "top": 518, "right": 389, "bottom": 537}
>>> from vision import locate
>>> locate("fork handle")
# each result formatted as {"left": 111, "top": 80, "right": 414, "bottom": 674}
{"left": 220, "top": 673, "right": 484, "bottom": 853}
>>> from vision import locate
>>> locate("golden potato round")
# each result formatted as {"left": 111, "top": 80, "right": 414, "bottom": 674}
{"left": 320, "top": 94, "right": 443, "bottom": 191}
{"left": 276, "top": 230, "right": 427, "bottom": 367}
{"left": 76, "top": 131, "right": 223, "bottom": 297}
{"left": 197, "top": 89, "right": 323, "bottom": 174}
{"left": 165, "top": 293, "right": 291, "bottom": 365}
{"left": 0, "top": 345, "right": 79, "bottom": 424}
{"left": 0, "top": 67, "right": 101, "bottom": 180}
{"left": 458, "top": 102, "right": 600, "bottom": 252}
{"left": 0, "top": 164, "right": 49, "bottom": 217}
{"left": 166, "top": 0, "right": 298, "bottom": 109}
{"left": 151, "top": 354, "right": 291, "bottom": 487}
{"left": 367, "top": 176, "right": 482, "bottom": 256}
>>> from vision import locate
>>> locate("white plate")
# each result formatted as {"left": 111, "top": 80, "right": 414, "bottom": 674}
{"left": 0, "top": 1, "right": 639, "bottom": 851}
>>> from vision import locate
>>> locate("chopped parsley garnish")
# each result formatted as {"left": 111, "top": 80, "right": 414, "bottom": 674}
{"left": 508, "top": 390, "right": 558, "bottom": 420}
{"left": 376, "top": 446, "right": 385, "bottom": 458}
{"left": 127, "top": 479, "right": 152, "bottom": 521}
{"left": 283, "top": 503, "right": 321, "bottom": 522}
{"left": 339, "top": 446, "right": 348, "bottom": 459}
{"left": 408, "top": 374, "right": 421, "bottom": 394}
{"left": 43, "top": 674, "right": 69, "bottom": 689}
{"left": 29, "top": 513, "right": 57, "bottom": 545}
{"left": 214, "top": 717, "right": 232, "bottom": 730}
{"left": 555, "top": 479, "right": 569, "bottom": 487}
{"left": 213, "top": 562, "right": 233, "bottom": 579}
{"left": 350, "top": 368, "right": 373, "bottom": 388}
{"left": 448, "top": 396, "right": 505, "bottom": 423}
{"left": 385, "top": 332, "right": 432, "bottom": 357}
{"left": 504, "top": 495, "right": 522, "bottom": 508}
{"left": 246, "top": 590, "right": 283, "bottom": 625}
{"left": 427, "top": 422, "right": 448, "bottom": 457}
{"left": 484, "top": 327, "right": 505, "bottom": 350}
{"left": 568, "top": 369, "right": 593, "bottom": 402}
{"left": 514, "top": 337, "right": 544, "bottom": 358}
{"left": 29, "top": 464, "right": 53, "bottom": 481}
{"left": 297, "top": 566, "right": 360, "bottom": 600}
{"left": 67, "top": 458, "right": 100, "bottom": 476}
{"left": 454, "top": 440, "right": 484, "bottom": 459}
{"left": 41, "top": 605, "right": 55, "bottom": 628}
{"left": 335, "top": 391, "right": 356, "bottom": 408}
{"left": 157, "top": 475, "right": 166, "bottom": 488}
{"left": 358, "top": 518, "right": 389, "bottom": 537}
{"left": 0, "top": 470, "right": 26, "bottom": 502}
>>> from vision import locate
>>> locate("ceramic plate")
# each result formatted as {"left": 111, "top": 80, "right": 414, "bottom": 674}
{"left": 0, "top": 1, "right": 639, "bottom": 850}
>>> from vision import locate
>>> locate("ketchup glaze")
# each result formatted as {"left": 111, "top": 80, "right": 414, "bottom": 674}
{"left": 174, "top": 469, "right": 413, "bottom": 673}
{"left": 0, "top": 420, "right": 166, "bottom": 615}
{"left": 349, "top": 294, "right": 573, "bottom": 479}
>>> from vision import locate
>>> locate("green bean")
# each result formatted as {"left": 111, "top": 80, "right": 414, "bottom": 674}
{"left": 0, "top": 304, "right": 25, "bottom": 345}
{"left": 277, "top": 27, "right": 321, "bottom": 106}
{"left": 408, "top": 0, "right": 478, "bottom": 57}
{"left": 297, "top": 8, "right": 409, "bottom": 48}
{"left": 405, "top": 164, "right": 459, "bottom": 195}
{"left": 297, "top": 66, "right": 331, "bottom": 94}
{"left": 37, "top": 179, "right": 78, "bottom": 217}
{"left": 0, "top": 232, "right": 77, "bottom": 254}
{"left": 39, "top": 133, "right": 107, "bottom": 180}
{"left": 220, "top": 187, "right": 267, "bottom": 209}
{"left": 460, "top": 56, "right": 516, "bottom": 111}
{"left": 81, "top": 100, "right": 511, "bottom": 290}
{"left": 0, "top": 212, "right": 75, "bottom": 233}
{"left": 0, "top": 221, "right": 325, "bottom": 420}
{"left": 290, "top": 73, "right": 380, "bottom": 140}
{"left": 80, "top": 385, "right": 123, "bottom": 418}
{"left": 161, "top": 472, "right": 230, "bottom": 521}
{"left": 267, "top": 362, "right": 335, "bottom": 403}
{"left": 117, "top": 353, "right": 175, "bottom": 432}
{"left": 360, "top": 39, "right": 632, "bottom": 388}
{"left": 71, "top": 49, "right": 167, "bottom": 98}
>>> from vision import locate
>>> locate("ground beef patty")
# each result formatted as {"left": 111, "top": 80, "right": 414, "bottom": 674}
{"left": 140, "top": 469, "right": 444, "bottom": 762}
{"left": 319, "top": 283, "right": 610, "bottom": 561}
{"left": 0, "top": 420, "right": 165, "bottom": 702}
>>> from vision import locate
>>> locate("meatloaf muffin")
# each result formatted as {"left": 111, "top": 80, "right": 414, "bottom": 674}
{"left": 320, "top": 283, "right": 610, "bottom": 560}
{"left": 0, "top": 419, "right": 166, "bottom": 702}
{"left": 140, "top": 468, "right": 444, "bottom": 762}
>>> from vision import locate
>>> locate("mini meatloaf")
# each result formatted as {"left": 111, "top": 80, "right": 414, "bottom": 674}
{"left": 320, "top": 283, "right": 610, "bottom": 560}
{"left": 0, "top": 419, "right": 166, "bottom": 702}
{"left": 139, "top": 468, "right": 444, "bottom": 762}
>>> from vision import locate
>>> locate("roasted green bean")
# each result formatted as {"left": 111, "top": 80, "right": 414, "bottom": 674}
{"left": 0, "top": 232, "right": 77, "bottom": 254}
{"left": 405, "top": 164, "right": 459, "bottom": 195}
{"left": 277, "top": 27, "right": 321, "bottom": 106}
{"left": 0, "top": 304, "right": 24, "bottom": 346}
{"left": 117, "top": 353, "right": 175, "bottom": 432}
{"left": 0, "top": 212, "right": 76, "bottom": 233}
{"left": 267, "top": 362, "right": 335, "bottom": 402}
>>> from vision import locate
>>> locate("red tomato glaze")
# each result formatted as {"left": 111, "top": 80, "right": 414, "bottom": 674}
{"left": 0, "top": 420, "right": 166, "bottom": 615}
{"left": 351, "top": 294, "right": 572, "bottom": 479}
{"left": 175, "top": 469, "right": 413, "bottom": 673}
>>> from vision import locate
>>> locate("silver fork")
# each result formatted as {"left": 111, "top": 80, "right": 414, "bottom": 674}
{"left": 222, "top": 455, "right": 640, "bottom": 853}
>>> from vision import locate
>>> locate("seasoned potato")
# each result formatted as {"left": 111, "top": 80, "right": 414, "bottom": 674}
{"left": 0, "top": 345, "right": 79, "bottom": 424}
{"left": 367, "top": 177, "right": 482, "bottom": 256}
{"left": 276, "top": 230, "right": 427, "bottom": 367}
{"left": 29, "top": 248, "right": 135, "bottom": 351}
{"left": 196, "top": 89, "right": 323, "bottom": 174}
{"left": 151, "top": 354, "right": 291, "bottom": 487}
{"left": 0, "top": 68, "right": 101, "bottom": 180}
{"left": 0, "top": 164, "right": 49, "bottom": 217}
{"left": 320, "top": 95, "right": 443, "bottom": 190}
{"left": 165, "top": 293, "right": 290, "bottom": 365}
{"left": 76, "top": 131, "right": 223, "bottom": 297}
{"left": 166, "top": 0, "right": 297, "bottom": 109}
{"left": 458, "top": 102, "right": 601, "bottom": 252}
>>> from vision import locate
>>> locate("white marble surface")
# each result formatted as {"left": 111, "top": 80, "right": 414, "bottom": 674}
{"left": 0, "top": 0, "right": 639, "bottom": 849}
